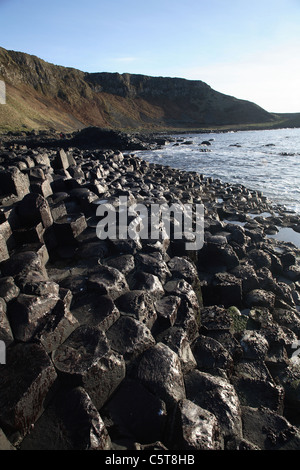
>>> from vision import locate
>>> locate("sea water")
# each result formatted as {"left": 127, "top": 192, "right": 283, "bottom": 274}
{"left": 136, "top": 127, "right": 300, "bottom": 215}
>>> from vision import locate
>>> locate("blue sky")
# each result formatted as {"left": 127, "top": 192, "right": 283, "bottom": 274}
{"left": 1, "top": 0, "right": 300, "bottom": 112}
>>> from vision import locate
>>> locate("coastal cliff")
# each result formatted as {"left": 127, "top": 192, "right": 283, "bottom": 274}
{"left": 0, "top": 46, "right": 279, "bottom": 133}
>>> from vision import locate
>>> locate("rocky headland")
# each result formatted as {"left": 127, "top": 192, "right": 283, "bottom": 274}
{"left": 0, "top": 46, "right": 291, "bottom": 135}
{"left": 1, "top": 128, "right": 300, "bottom": 451}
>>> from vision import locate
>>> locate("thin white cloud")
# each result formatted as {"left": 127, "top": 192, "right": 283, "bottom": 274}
{"left": 112, "top": 57, "right": 138, "bottom": 63}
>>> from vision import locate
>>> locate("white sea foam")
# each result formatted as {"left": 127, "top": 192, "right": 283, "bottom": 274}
{"left": 136, "top": 128, "right": 300, "bottom": 215}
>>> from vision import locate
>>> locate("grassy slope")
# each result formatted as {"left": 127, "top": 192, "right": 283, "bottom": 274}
{"left": 0, "top": 47, "right": 298, "bottom": 134}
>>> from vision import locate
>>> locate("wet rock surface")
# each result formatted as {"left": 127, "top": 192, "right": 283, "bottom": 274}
{"left": 0, "top": 132, "right": 300, "bottom": 450}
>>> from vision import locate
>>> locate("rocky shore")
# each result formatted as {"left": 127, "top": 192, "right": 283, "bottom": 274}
{"left": 1, "top": 129, "right": 300, "bottom": 451}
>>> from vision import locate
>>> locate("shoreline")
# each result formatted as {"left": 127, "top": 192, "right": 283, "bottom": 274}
{"left": 0, "top": 132, "right": 300, "bottom": 450}
{"left": 1, "top": 120, "right": 300, "bottom": 142}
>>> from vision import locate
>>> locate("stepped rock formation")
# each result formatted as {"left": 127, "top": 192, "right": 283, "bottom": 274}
{"left": 0, "top": 46, "right": 277, "bottom": 133}
{"left": 1, "top": 132, "right": 300, "bottom": 450}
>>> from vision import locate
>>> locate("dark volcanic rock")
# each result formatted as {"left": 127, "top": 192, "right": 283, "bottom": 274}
{"left": 71, "top": 293, "right": 120, "bottom": 331}
{"left": 184, "top": 369, "right": 243, "bottom": 441}
{"left": 129, "top": 271, "right": 165, "bottom": 298}
{"left": 135, "top": 252, "right": 171, "bottom": 283}
{"left": 115, "top": 290, "right": 157, "bottom": 328}
{"left": 54, "top": 387, "right": 111, "bottom": 450}
{"left": 1, "top": 251, "right": 48, "bottom": 289}
{"left": 104, "top": 254, "right": 135, "bottom": 275}
{"left": 245, "top": 289, "right": 276, "bottom": 308}
{"left": 52, "top": 325, "right": 125, "bottom": 409}
{"left": 70, "top": 128, "right": 151, "bottom": 151}
{"left": 167, "top": 398, "right": 223, "bottom": 450}
{"left": 0, "top": 166, "right": 30, "bottom": 200}
{"left": 156, "top": 326, "right": 197, "bottom": 374}
{"left": 200, "top": 305, "right": 233, "bottom": 333}
{"left": 7, "top": 293, "right": 60, "bottom": 342}
{"left": 211, "top": 272, "right": 243, "bottom": 308}
{"left": 231, "top": 359, "right": 285, "bottom": 412}
{"left": 20, "top": 386, "right": 111, "bottom": 450}
{"left": 53, "top": 213, "right": 87, "bottom": 245}
{"left": 16, "top": 193, "right": 53, "bottom": 229}
{"left": 191, "top": 334, "right": 233, "bottom": 378}
{"left": 106, "top": 314, "right": 155, "bottom": 361}
{"left": 0, "top": 342, "right": 57, "bottom": 445}
{"left": 1, "top": 130, "right": 300, "bottom": 451}
{"left": 102, "top": 379, "right": 167, "bottom": 445}
{"left": 136, "top": 342, "right": 186, "bottom": 409}
{"left": 155, "top": 295, "right": 181, "bottom": 329}
{"left": 87, "top": 265, "right": 129, "bottom": 300}
{"left": 242, "top": 406, "right": 300, "bottom": 450}
{"left": 167, "top": 256, "right": 198, "bottom": 285}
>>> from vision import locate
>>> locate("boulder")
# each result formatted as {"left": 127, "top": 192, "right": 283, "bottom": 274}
{"left": 200, "top": 305, "right": 233, "bottom": 333}
{"left": 156, "top": 327, "right": 197, "bottom": 374}
{"left": 52, "top": 325, "right": 126, "bottom": 409}
{"left": 7, "top": 293, "right": 60, "bottom": 342}
{"left": 71, "top": 293, "right": 120, "bottom": 331}
{"left": 245, "top": 289, "right": 276, "bottom": 309}
{"left": 240, "top": 330, "right": 269, "bottom": 360}
{"left": 54, "top": 387, "right": 111, "bottom": 450}
{"left": 53, "top": 149, "right": 70, "bottom": 170}
{"left": 87, "top": 265, "right": 129, "bottom": 300}
{"left": 36, "top": 299, "right": 79, "bottom": 353}
{"left": 115, "top": 290, "right": 157, "bottom": 328}
{"left": 168, "top": 399, "right": 223, "bottom": 450}
{"left": 248, "top": 248, "right": 272, "bottom": 269}
{"left": 20, "top": 386, "right": 111, "bottom": 450}
{"left": 0, "top": 342, "right": 57, "bottom": 445}
{"left": 230, "top": 263, "right": 259, "bottom": 293}
{"left": 232, "top": 360, "right": 285, "bottom": 412}
{"left": 164, "top": 279, "right": 201, "bottom": 314}
{"left": 167, "top": 256, "right": 198, "bottom": 285}
{"left": 191, "top": 334, "right": 233, "bottom": 378}
{"left": 53, "top": 213, "right": 87, "bottom": 245}
{"left": 16, "top": 193, "right": 53, "bottom": 229}
{"left": 30, "top": 179, "right": 53, "bottom": 198}
{"left": 242, "top": 406, "right": 300, "bottom": 450}
{"left": 1, "top": 251, "right": 48, "bottom": 289}
{"left": 129, "top": 271, "right": 165, "bottom": 298}
{"left": 135, "top": 252, "right": 171, "bottom": 283}
{"left": 155, "top": 295, "right": 181, "bottom": 329}
{"left": 211, "top": 272, "right": 243, "bottom": 308}
{"left": 106, "top": 315, "right": 156, "bottom": 361}
{"left": 271, "top": 308, "right": 300, "bottom": 337}
{"left": 0, "top": 167, "right": 30, "bottom": 199}
{"left": 184, "top": 369, "right": 243, "bottom": 441}
{"left": 104, "top": 254, "right": 135, "bottom": 275}
{"left": 102, "top": 379, "right": 167, "bottom": 445}
{"left": 136, "top": 342, "right": 186, "bottom": 409}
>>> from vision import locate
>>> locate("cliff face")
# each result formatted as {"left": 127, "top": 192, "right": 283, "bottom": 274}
{"left": 0, "top": 46, "right": 276, "bottom": 132}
